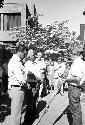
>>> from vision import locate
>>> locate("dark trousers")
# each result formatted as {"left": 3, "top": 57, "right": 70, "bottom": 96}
{"left": 68, "top": 84, "right": 83, "bottom": 125}
{"left": 41, "top": 76, "right": 49, "bottom": 97}
{"left": 24, "top": 88, "right": 39, "bottom": 123}
{"left": 2, "top": 74, "right": 8, "bottom": 93}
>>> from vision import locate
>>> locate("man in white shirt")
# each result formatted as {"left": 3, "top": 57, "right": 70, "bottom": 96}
{"left": 47, "top": 57, "right": 54, "bottom": 90}
{"left": 24, "top": 49, "right": 42, "bottom": 124}
{"left": 24, "top": 50, "right": 41, "bottom": 80}
{"left": 65, "top": 50, "right": 85, "bottom": 125}
{"left": 8, "top": 44, "right": 28, "bottom": 125}
{"left": 35, "top": 52, "right": 46, "bottom": 98}
{"left": 54, "top": 56, "right": 66, "bottom": 94}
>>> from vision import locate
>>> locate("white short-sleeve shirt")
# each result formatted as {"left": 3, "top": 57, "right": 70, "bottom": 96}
{"left": 8, "top": 54, "right": 26, "bottom": 89}
{"left": 67, "top": 57, "right": 85, "bottom": 85}
{"left": 24, "top": 60, "right": 41, "bottom": 80}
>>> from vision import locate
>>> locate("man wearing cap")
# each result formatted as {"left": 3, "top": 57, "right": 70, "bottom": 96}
{"left": 65, "top": 50, "right": 85, "bottom": 125}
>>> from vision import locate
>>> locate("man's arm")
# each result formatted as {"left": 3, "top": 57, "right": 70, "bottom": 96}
{"left": 65, "top": 75, "right": 81, "bottom": 86}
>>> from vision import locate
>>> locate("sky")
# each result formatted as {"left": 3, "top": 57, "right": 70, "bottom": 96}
{"left": 4, "top": 0, "right": 85, "bottom": 37}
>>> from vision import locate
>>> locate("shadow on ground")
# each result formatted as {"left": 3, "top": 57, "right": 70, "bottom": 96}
{"left": 21, "top": 100, "right": 47, "bottom": 125}
{"left": 53, "top": 105, "right": 73, "bottom": 125}
{"left": 37, "top": 100, "right": 47, "bottom": 114}
{"left": 0, "top": 91, "right": 47, "bottom": 125}
{"left": 0, "top": 94, "right": 11, "bottom": 122}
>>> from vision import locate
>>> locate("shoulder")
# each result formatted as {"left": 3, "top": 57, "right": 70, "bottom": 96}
{"left": 25, "top": 60, "right": 31, "bottom": 66}
{"left": 54, "top": 62, "right": 59, "bottom": 67}
{"left": 73, "top": 57, "right": 84, "bottom": 67}
{"left": 8, "top": 55, "right": 14, "bottom": 65}
{"left": 74, "top": 57, "right": 82, "bottom": 63}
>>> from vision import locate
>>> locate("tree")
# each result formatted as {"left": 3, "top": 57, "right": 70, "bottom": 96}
{"left": 8, "top": 18, "right": 83, "bottom": 61}
{"left": 9, "top": 20, "right": 71, "bottom": 49}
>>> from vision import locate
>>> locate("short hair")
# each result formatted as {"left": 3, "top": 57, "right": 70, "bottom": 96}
{"left": 16, "top": 44, "right": 28, "bottom": 53}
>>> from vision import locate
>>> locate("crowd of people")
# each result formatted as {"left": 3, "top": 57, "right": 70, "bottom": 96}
{"left": 0, "top": 43, "right": 85, "bottom": 125}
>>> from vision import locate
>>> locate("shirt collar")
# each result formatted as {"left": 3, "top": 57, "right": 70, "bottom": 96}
{"left": 13, "top": 54, "right": 21, "bottom": 62}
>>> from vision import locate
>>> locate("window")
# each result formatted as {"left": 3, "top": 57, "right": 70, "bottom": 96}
{"left": 3, "top": 13, "right": 21, "bottom": 31}
{"left": 84, "top": 30, "right": 85, "bottom": 40}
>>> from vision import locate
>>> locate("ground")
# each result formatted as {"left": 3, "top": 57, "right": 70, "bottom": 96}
{"left": 0, "top": 90, "right": 85, "bottom": 125}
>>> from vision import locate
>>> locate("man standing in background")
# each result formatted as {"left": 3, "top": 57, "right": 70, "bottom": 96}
{"left": 24, "top": 49, "right": 41, "bottom": 124}
{"left": 35, "top": 52, "right": 46, "bottom": 99}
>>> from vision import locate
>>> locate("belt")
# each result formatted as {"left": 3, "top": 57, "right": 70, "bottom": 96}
{"left": 70, "top": 83, "right": 77, "bottom": 86}
{"left": 11, "top": 85, "right": 21, "bottom": 87}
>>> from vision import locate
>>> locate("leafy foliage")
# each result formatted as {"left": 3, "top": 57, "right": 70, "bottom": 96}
{"left": 8, "top": 19, "right": 84, "bottom": 60}
{"left": 9, "top": 20, "right": 70, "bottom": 49}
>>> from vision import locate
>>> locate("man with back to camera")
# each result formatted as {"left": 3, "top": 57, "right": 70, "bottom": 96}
{"left": 24, "top": 49, "right": 42, "bottom": 124}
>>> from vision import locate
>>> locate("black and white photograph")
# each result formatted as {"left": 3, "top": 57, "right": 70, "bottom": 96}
{"left": 0, "top": 0, "right": 85, "bottom": 125}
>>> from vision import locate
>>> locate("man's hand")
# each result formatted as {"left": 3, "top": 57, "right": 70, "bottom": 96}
{"left": 65, "top": 75, "right": 81, "bottom": 86}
